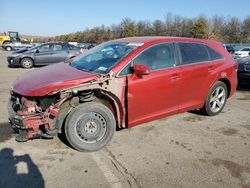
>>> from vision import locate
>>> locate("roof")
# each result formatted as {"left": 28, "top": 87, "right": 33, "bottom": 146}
{"left": 112, "top": 36, "right": 169, "bottom": 43}
{"left": 112, "top": 36, "right": 222, "bottom": 46}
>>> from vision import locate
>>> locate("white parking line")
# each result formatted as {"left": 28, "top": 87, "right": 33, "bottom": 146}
{"left": 90, "top": 152, "right": 123, "bottom": 188}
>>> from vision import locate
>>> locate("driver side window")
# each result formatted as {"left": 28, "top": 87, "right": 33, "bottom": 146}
{"left": 52, "top": 44, "right": 64, "bottom": 51}
{"left": 119, "top": 43, "right": 176, "bottom": 76}
{"left": 38, "top": 44, "right": 52, "bottom": 52}
{"left": 133, "top": 43, "right": 176, "bottom": 70}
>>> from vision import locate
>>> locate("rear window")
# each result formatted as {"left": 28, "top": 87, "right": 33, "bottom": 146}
{"left": 241, "top": 48, "right": 250, "bottom": 51}
{"left": 206, "top": 46, "right": 224, "bottom": 60}
{"left": 178, "top": 43, "right": 210, "bottom": 65}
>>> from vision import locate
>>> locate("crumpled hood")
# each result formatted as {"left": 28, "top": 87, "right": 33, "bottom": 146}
{"left": 12, "top": 62, "right": 97, "bottom": 96}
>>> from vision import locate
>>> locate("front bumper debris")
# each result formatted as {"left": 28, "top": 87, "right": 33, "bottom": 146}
{"left": 8, "top": 94, "right": 59, "bottom": 142}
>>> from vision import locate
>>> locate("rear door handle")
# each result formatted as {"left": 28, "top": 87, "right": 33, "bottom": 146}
{"left": 170, "top": 73, "right": 180, "bottom": 80}
{"left": 208, "top": 65, "right": 215, "bottom": 72}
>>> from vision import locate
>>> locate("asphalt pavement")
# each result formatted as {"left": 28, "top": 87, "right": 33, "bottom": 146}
{"left": 0, "top": 50, "right": 250, "bottom": 188}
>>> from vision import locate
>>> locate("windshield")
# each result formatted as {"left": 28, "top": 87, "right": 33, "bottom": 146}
{"left": 70, "top": 41, "right": 141, "bottom": 74}
{"left": 28, "top": 43, "right": 43, "bottom": 50}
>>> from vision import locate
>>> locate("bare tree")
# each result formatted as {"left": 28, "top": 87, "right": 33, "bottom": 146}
{"left": 34, "top": 14, "right": 250, "bottom": 44}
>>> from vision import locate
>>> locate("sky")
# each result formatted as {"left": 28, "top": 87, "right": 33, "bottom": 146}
{"left": 0, "top": 0, "right": 249, "bottom": 37}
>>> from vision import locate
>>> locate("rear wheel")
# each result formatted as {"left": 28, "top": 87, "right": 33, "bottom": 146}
{"left": 201, "top": 81, "right": 228, "bottom": 116}
{"left": 65, "top": 102, "right": 115, "bottom": 151}
{"left": 20, "top": 58, "right": 34, "bottom": 68}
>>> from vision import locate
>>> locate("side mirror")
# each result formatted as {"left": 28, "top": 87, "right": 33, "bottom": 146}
{"left": 132, "top": 64, "right": 150, "bottom": 75}
{"left": 35, "top": 49, "right": 39, "bottom": 53}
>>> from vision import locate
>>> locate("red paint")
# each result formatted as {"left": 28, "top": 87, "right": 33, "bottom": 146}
{"left": 22, "top": 115, "right": 52, "bottom": 139}
{"left": 132, "top": 64, "right": 151, "bottom": 75}
{"left": 127, "top": 67, "right": 181, "bottom": 127}
{"left": 13, "top": 62, "right": 97, "bottom": 96}
{"left": 12, "top": 37, "right": 237, "bottom": 131}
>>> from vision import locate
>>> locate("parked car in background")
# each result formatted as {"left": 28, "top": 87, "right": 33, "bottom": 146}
{"left": 224, "top": 44, "right": 235, "bottom": 54}
{"left": 7, "top": 42, "right": 81, "bottom": 68}
{"left": 2, "top": 41, "right": 34, "bottom": 51}
{"left": 68, "top": 41, "right": 78, "bottom": 46}
{"left": 237, "top": 56, "right": 250, "bottom": 84}
{"left": 8, "top": 37, "right": 237, "bottom": 151}
{"left": 234, "top": 47, "right": 250, "bottom": 58}
{"left": 78, "top": 43, "right": 97, "bottom": 49}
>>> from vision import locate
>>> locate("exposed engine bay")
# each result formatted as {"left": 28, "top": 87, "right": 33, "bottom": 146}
{"left": 8, "top": 75, "right": 126, "bottom": 142}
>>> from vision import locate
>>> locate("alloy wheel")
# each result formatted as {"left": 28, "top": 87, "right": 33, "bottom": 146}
{"left": 209, "top": 86, "right": 226, "bottom": 113}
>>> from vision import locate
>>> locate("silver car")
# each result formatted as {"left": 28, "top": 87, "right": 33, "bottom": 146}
{"left": 2, "top": 41, "right": 34, "bottom": 51}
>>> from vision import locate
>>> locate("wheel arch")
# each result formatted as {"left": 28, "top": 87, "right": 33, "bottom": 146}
{"left": 218, "top": 78, "right": 231, "bottom": 98}
{"left": 95, "top": 90, "right": 125, "bottom": 130}
{"left": 4, "top": 45, "right": 12, "bottom": 50}
{"left": 56, "top": 89, "right": 125, "bottom": 133}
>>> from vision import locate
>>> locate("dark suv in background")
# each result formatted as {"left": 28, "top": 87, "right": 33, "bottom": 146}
{"left": 7, "top": 42, "right": 81, "bottom": 68}
{"left": 237, "top": 56, "right": 250, "bottom": 84}
{"left": 224, "top": 44, "right": 235, "bottom": 54}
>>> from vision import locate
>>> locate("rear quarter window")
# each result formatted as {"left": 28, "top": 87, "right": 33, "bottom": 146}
{"left": 178, "top": 43, "right": 210, "bottom": 65}
{"left": 206, "top": 46, "right": 224, "bottom": 60}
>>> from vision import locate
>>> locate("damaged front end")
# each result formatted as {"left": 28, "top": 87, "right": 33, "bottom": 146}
{"left": 8, "top": 92, "right": 61, "bottom": 141}
{"left": 8, "top": 73, "right": 126, "bottom": 142}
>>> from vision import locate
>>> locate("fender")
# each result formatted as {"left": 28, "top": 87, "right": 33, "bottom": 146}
{"left": 56, "top": 72, "right": 127, "bottom": 129}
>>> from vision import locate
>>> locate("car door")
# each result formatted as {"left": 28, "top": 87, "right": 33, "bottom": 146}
{"left": 49, "top": 44, "right": 69, "bottom": 63}
{"left": 176, "top": 42, "right": 214, "bottom": 112}
{"left": 126, "top": 43, "right": 181, "bottom": 127}
{"left": 68, "top": 44, "right": 81, "bottom": 57}
{"left": 34, "top": 44, "right": 55, "bottom": 65}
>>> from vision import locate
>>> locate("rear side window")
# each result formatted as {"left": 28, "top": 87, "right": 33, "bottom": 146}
{"left": 206, "top": 46, "right": 224, "bottom": 60}
{"left": 178, "top": 43, "right": 209, "bottom": 65}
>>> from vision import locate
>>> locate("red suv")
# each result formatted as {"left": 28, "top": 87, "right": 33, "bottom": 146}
{"left": 8, "top": 37, "right": 238, "bottom": 151}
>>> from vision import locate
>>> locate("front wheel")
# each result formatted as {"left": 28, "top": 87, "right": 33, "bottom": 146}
{"left": 201, "top": 81, "right": 228, "bottom": 116}
{"left": 20, "top": 58, "right": 34, "bottom": 68}
{"left": 65, "top": 102, "right": 115, "bottom": 151}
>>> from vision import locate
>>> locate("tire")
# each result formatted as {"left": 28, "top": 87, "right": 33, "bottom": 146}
{"left": 5, "top": 46, "right": 12, "bottom": 51}
{"left": 201, "top": 81, "right": 228, "bottom": 116}
{"left": 65, "top": 102, "right": 115, "bottom": 151}
{"left": 7, "top": 99, "right": 16, "bottom": 118}
{"left": 20, "top": 58, "right": 34, "bottom": 68}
